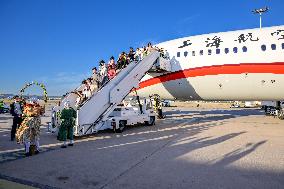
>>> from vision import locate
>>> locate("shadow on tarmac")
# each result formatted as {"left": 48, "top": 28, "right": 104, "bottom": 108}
{"left": 0, "top": 108, "right": 282, "bottom": 189}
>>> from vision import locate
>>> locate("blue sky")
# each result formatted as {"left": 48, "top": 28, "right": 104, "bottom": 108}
{"left": 0, "top": 0, "right": 283, "bottom": 96}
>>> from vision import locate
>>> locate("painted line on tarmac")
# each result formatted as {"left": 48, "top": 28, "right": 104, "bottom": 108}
{"left": 98, "top": 121, "right": 194, "bottom": 189}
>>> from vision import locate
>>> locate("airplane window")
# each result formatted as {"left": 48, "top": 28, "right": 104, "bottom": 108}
{"left": 261, "top": 45, "right": 266, "bottom": 51}
{"left": 199, "top": 50, "right": 203, "bottom": 56}
{"left": 233, "top": 47, "right": 238, "bottom": 53}
{"left": 208, "top": 49, "right": 212, "bottom": 55}
{"left": 192, "top": 51, "right": 195, "bottom": 56}
{"left": 216, "top": 49, "right": 220, "bottom": 54}
{"left": 225, "top": 48, "right": 229, "bottom": 54}
{"left": 184, "top": 51, "right": 188, "bottom": 57}
{"left": 282, "top": 43, "right": 284, "bottom": 49}
{"left": 177, "top": 52, "right": 180, "bottom": 57}
{"left": 271, "top": 44, "right": 276, "bottom": 50}
{"left": 242, "top": 46, "right": 247, "bottom": 52}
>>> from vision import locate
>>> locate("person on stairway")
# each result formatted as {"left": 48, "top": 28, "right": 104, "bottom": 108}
{"left": 128, "top": 47, "right": 135, "bottom": 62}
{"left": 91, "top": 67, "right": 100, "bottom": 91}
{"left": 108, "top": 57, "right": 116, "bottom": 80}
{"left": 146, "top": 42, "right": 154, "bottom": 55}
{"left": 117, "top": 52, "right": 127, "bottom": 71}
{"left": 98, "top": 60, "right": 108, "bottom": 86}
{"left": 135, "top": 48, "right": 142, "bottom": 61}
{"left": 74, "top": 90, "right": 84, "bottom": 108}
{"left": 142, "top": 46, "right": 147, "bottom": 59}
{"left": 82, "top": 79, "right": 92, "bottom": 99}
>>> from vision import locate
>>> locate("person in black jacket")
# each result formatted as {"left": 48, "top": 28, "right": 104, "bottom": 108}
{"left": 128, "top": 47, "right": 135, "bottom": 62}
{"left": 10, "top": 96, "right": 24, "bottom": 141}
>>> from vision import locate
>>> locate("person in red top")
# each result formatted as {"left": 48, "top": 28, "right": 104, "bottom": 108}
{"left": 108, "top": 56, "right": 116, "bottom": 80}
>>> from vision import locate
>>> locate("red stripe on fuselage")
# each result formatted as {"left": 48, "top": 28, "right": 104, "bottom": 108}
{"left": 137, "top": 62, "right": 284, "bottom": 90}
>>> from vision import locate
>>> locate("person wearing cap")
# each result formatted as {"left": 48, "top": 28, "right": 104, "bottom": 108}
{"left": 98, "top": 60, "right": 108, "bottom": 86}
{"left": 108, "top": 56, "right": 116, "bottom": 67}
{"left": 128, "top": 47, "right": 135, "bottom": 62}
{"left": 117, "top": 52, "right": 127, "bottom": 70}
{"left": 10, "top": 96, "right": 24, "bottom": 141}
{"left": 108, "top": 56, "right": 116, "bottom": 80}
{"left": 91, "top": 67, "right": 99, "bottom": 93}
{"left": 57, "top": 101, "right": 77, "bottom": 148}
{"left": 147, "top": 42, "right": 154, "bottom": 55}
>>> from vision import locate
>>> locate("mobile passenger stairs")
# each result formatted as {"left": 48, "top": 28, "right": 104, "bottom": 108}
{"left": 51, "top": 51, "right": 171, "bottom": 136}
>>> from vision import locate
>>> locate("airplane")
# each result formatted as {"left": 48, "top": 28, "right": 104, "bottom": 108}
{"left": 135, "top": 25, "right": 284, "bottom": 103}
{"left": 51, "top": 25, "right": 284, "bottom": 135}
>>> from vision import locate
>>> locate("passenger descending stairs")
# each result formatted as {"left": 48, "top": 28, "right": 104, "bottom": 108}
{"left": 60, "top": 85, "right": 85, "bottom": 110}
{"left": 75, "top": 51, "right": 169, "bottom": 136}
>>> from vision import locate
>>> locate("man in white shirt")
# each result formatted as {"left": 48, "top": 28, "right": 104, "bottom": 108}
{"left": 10, "top": 96, "right": 23, "bottom": 141}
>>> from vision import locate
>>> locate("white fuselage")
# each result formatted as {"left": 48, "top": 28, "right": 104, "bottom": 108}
{"left": 136, "top": 26, "right": 284, "bottom": 101}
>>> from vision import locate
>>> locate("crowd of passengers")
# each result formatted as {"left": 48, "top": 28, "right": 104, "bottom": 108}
{"left": 71, "top": 42, "right": 166, "bottom": 107}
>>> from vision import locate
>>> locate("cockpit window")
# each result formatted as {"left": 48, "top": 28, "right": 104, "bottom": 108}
{"left": 216, "top": 49, "right": 220, "bottom": 54}
{"left": 224, "top": 48, "right": 229, "bottom": 54}
{"left": 208, "top": 49, "right": 212, "bottom": 55}
{"left": 184, "top": 51, "right": 188, "bottom": 57}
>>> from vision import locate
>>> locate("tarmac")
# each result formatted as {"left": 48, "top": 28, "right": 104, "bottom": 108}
{"left": 0, "top": 105, "right": 284, "bottom": 189}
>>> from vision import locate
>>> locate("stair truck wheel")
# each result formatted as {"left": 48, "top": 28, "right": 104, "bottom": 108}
{"left": 114, "top": 120, "right": 126, "bottom": 133}
{"left": 145, "top": 116, "right": 155, "bottom": 126}
{"left": 266, "top": 106, "right": 271, "bottom": 115}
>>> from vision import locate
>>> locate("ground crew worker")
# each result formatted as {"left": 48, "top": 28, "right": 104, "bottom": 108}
{"left": 152, "top": 95, "right": 164, "bottom": 119}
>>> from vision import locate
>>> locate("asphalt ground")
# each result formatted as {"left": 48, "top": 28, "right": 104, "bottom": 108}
{"left": 0, "top": 106, "right": 283, "bottom": 189}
